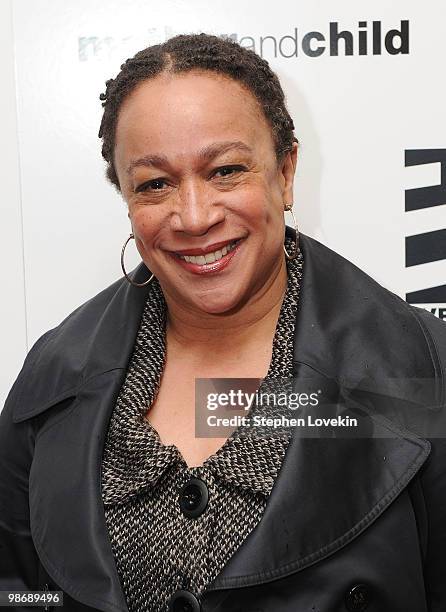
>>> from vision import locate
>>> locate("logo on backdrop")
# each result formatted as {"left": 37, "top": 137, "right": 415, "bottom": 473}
{"left": 405, "top": 149, "right": 446, "bottom": 321}
{"left": 78, "top": 20, "right": 409, "bottom": 62}
{"left": 228, "top": 20, "right": 409, "bottom": 58}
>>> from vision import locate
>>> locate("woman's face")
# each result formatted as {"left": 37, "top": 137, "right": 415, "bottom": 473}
{"left": 114, "top": 70, "right": 297, "bottom": 315}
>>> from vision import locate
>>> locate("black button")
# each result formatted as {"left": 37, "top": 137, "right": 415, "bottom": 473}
{"left": 345, "top": 583, "right": 372, "bottom": 611}
{"left": 179, "top": 477, "right": 209, "bottom": 518}
{"left": 168, "top": 589, "right": 201, "bottom": 612}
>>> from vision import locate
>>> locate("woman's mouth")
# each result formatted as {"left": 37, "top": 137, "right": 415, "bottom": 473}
{"left": 169, "top": 238, "right": 243, "bottom": 274}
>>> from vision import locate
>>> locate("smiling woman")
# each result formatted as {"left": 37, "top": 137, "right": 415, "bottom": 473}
{"left": 114, "top": 68, "right": 295, "bottom": 319}
{"left": 1, "top": 31, "right": 446, "bottom": 612}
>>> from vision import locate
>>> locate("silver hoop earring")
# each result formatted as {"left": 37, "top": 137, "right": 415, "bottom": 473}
{"left": 121, "top": 233, "right": 155, "bottom": 287}
{"left": 283, "top": 205, "right": 300, "bottom": 261}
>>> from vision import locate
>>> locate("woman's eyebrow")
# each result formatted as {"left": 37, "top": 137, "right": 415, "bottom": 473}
{"left": 126, "top": 141, "right": 253, "bottom": 175}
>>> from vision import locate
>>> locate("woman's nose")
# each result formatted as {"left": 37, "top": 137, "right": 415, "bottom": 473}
{"left": 172, "top": 180, "right": 225, "bottom": 235}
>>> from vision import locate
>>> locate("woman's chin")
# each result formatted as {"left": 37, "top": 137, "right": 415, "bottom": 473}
{"left": 192, "top": 293, "right": 247, "bottom": 316}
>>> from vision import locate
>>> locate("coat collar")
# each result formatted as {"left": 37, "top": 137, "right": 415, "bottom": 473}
{"left": 13, "top": 228, "right": 436, "bottom": 612}
{"left": 101, "top": 242, "right": 302, "bottom": 506}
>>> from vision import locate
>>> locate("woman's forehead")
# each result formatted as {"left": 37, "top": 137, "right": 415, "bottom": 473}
{"left": 117, "top": 71, "right": 268, "bottom": 133}
{"left": 114, "top": 71, "right": 274, "bottom": 160}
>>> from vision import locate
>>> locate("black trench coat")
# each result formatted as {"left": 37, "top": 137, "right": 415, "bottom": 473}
{"left": 1, "top": 227, "right": 446, "bottom": 612}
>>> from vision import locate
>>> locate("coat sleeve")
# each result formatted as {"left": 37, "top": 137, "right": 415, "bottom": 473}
{"left": 0, "top": 332, "right": 54, "bottom": 592}
{"left": 414, "top": 308, "right": 446, "bottom": 611}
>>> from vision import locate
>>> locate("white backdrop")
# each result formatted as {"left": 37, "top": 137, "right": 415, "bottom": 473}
{"left": 1, "top": 0, "right": 445, "bottom": 408}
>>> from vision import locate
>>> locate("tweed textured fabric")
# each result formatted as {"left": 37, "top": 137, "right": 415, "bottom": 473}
{"left": 101, "top": 234, "right": 304, "bottom": 612}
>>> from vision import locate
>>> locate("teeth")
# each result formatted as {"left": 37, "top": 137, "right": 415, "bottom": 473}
{"left": 204, "top": 252, "right": 216, "bottom": 264}
{"left": 178, "top": 240, "right": 239, "bottom": 264}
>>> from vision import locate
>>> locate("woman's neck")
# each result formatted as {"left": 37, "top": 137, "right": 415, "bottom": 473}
{"left": 163, "top": 259, "right": 288, "bottom": 358}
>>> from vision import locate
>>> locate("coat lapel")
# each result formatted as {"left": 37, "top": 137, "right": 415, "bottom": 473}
{"left": 14, "top": 265, "right": 154, "bottom": 612}
{"left": 29, "top": 369, "right": 131, "bottom": 612}
{"left": 206, "top": 388, "right": 431, "bottom": 591}
{"left": 13, "top": 228, "right": 434, "bottom": 611}
{"left": 206, "top": 228, "right": 435, "bottom": 593}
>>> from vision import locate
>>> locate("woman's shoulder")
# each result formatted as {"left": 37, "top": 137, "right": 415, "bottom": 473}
{"left": 6, "top": 268, "right": 151, "bottom": 423}
{"left": 299, "top": 232, "right": 446, "bottom": 372}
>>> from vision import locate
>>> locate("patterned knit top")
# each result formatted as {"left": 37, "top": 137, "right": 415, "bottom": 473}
{"left": 101, "top": 234, "right": 304, "bottom": 612}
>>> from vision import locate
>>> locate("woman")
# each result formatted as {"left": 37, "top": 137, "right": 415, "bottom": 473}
{"left": 1, "top": 33, "right": 445, "bottom": 612}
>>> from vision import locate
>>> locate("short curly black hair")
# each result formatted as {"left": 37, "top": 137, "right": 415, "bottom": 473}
{"left": 98, "top": 32, "right": 298, "bottom": 191}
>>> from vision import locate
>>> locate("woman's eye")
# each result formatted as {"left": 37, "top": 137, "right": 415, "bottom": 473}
{"left": 213, "top": 165, "right": 245, "bottom": 178}
{"left": 135, "top": 166, "right": 245, "bottom": 193}
{"left": 135, "top": 179, "right": 167, "bottom": 193}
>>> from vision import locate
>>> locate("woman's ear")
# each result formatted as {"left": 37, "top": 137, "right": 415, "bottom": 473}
{"left": 279, "top": 141, "right": 298, "bottom": 205}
